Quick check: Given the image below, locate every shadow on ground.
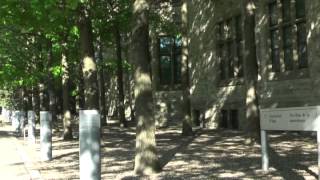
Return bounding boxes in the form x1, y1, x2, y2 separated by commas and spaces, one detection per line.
11, 122, 319, 180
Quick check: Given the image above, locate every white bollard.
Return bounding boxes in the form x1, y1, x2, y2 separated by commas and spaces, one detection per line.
79, 110, 101, 180
19, 111, 26, 134
40, 111, 52, 161
12, 111, 21, 134
28, 111, 36, 144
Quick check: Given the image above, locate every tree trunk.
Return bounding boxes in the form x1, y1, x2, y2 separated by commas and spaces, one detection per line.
47, 41, 58, 130
21, 87, 28, 126
39, 81, 49, 111
78, 4, 101, 179
181, 0, 193, 136
32, 85, 40, 123
243, 0, 260, 144
97, 37, 107, 126
115, 26, 127, 127
61, 40, 73, 140
78, 6, 99, 109
132, 0, 160, 175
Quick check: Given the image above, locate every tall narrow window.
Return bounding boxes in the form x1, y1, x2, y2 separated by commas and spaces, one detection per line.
282, 0, 291, 22
269, 1, 281, 72
269, 1, 278, 26
270, 29, 280, 72
295, 0, 306, 19
268, 0, 308, 72
283, 26, 293, 70
282, 0, 293, 70
227, 42, 234, 78
296, 0, 307, 68
216, 15, 243, 82
235, 15, 243, 77
159, 36, 182, 88
218, 44, 225, 80
297, 23, 307, 68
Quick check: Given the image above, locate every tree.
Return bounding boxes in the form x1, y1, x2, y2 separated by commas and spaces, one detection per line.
61, 37, 73, 140
78, 3, 99, 110
181, 0, 193, 136
115, 26, 127, 127
97, 0, 132, 127
243, 0, 260, 143
131, 0, 161, 175
96, 36, 107, 126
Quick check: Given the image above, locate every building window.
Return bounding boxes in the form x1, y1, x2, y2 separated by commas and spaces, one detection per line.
216, 15, 243, 81
220, 109, 239, 130
268, 0, 307, 72
159, 36, 182, 87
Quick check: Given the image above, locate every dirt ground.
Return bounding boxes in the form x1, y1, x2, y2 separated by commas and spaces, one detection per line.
7, 122, 320, 180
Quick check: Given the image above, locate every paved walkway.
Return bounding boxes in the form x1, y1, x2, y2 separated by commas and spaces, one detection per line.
0, 118, 319, 179
0, 123, 42, 180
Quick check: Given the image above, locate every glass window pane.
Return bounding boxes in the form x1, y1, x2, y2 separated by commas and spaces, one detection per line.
298, 44, 307, 68
219, 44, 226, 80
297, 23, 308, 68
269, 2, 278, 26
235, 16, 242, 40
282, 0, 291, 22
283, 26, 293, 47
159, 37, 173, 54
225, 19, 232, 39
297, 23, 307, 44
174, 37, 182, 55
283, 26, 293, 71
174, 54, 182, 84
227, 42, 234, 78
296, 0, 306, 18
160, 56, 172, 85
271, 48, 281, 72
270, 29, 279, 49
270, 29, 280, 72
175, 36, 182, 48
284, 47, 293, 70
216, 22, 223, 40
236, 43, 243, 77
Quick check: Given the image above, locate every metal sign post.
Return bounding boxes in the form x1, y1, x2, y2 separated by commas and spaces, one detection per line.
260, 130, 269, 171
318, 131, 320, 180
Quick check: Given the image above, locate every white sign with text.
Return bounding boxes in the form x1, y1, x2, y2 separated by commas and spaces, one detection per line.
260, 106, 320, 131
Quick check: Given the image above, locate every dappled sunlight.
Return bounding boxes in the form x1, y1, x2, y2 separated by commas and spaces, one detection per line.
1, 123, 318, 179
133, 0, 149, 13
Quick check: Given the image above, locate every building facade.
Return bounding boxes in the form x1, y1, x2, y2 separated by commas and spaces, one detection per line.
151, 0, 320, 130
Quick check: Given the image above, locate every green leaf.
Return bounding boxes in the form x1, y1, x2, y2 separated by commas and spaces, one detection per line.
67, 0, 79, 10
50, 65, 63, 78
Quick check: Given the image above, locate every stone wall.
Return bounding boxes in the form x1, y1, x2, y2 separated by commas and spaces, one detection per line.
187, 0, 246, 129
255, 0, 320, 109
180, 0, 320, 131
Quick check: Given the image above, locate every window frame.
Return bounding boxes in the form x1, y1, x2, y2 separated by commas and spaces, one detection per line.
267, 0, 308, 79
216, 14, 244, 86
158, 35, 182, 90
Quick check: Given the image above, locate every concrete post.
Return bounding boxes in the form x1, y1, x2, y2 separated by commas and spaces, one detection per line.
12, 111, 21, 134
79, 110, 101, 180
28, 111, 36, 144
19, 111, 26, 134
40, 111, 52, 161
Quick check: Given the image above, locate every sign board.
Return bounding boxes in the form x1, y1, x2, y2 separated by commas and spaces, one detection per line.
260, 106, 320, 131
260, 106, 320, 178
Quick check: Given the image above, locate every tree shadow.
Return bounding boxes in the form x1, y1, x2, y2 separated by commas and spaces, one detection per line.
158, 128, 203, 169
